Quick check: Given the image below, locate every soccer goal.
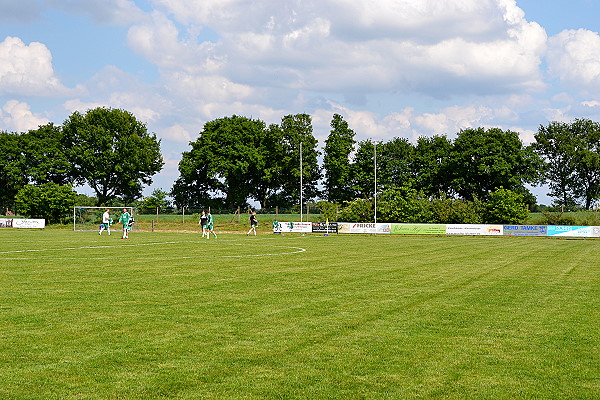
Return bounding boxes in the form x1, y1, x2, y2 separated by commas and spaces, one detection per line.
73, 206, 136, 231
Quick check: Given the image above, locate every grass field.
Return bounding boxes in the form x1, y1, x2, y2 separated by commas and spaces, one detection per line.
1, 230, 598, 399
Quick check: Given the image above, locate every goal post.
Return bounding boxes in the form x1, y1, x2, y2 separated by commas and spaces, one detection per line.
73, 206, 136, 231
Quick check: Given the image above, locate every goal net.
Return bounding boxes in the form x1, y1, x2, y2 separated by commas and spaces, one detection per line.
73, 206, 136, 231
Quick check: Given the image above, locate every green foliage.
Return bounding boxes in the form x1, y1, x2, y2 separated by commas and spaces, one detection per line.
138, 189, 171, 213
534, 118, 600, 209
0, 131, 27, 212
338, 198, 373, 222
377, 187, 432, 223
377, 138, 414, 190
483, 187, 529, 224
62, 107, 164, 205
539, 211, 577, 226
279, 114, 322, 203
412, 135, 453, 197
15, 183, 76, 224
429, 195, 483, 224
316, 200, 339, 222
22, 123, 72, 185
450, 127, 542, 200
323, 114, 355, 203
350, 140, 375, 198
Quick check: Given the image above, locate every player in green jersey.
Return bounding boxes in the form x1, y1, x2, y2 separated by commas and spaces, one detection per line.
205, 211, 217, 239
119, 208, 131, 239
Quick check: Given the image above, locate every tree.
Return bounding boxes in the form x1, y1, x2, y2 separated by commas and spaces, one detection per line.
172, 115, 266, 209
62, 107, 164, 206
252, 123, 286, 208
0, 131, 27, 213
22, 123, 72, 185
323, 114, 356, 203
15, 183, 76, 224
377, 186, 432, 223
412, 135, 454, 197
534, 119, 600, 210
351, 140, 375, 198
483, 187, 529, 224
279, 114, 321, 204
449, 127, 542, 201
139, 189, 171, 214
377, 138, 414, 190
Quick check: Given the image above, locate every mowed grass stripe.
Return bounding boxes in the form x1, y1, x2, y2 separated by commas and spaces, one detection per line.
0, 230, 598, 399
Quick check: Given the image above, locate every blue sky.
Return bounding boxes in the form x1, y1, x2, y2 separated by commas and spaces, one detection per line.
2, 0, 600, 205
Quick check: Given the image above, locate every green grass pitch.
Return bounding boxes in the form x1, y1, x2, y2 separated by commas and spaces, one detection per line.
1, 230, 598, 399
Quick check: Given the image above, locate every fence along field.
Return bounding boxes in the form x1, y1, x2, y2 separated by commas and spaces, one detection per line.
0, 229, 598, 399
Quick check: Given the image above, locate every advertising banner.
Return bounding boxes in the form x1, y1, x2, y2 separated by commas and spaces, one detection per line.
391, 223, 446, 235
446, 224, 503, 236
275, 221, 312, 233
503, 225, 547, 236
12, 219, 46, 229
338, 223, 391, 234
311, 222, 338, 234
0, 218, 12, 228
547, 225, 600, 237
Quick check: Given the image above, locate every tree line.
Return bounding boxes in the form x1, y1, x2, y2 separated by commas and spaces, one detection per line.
2, 106, 600, 223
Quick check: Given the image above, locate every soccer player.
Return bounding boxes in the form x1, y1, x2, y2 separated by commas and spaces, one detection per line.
247, 211, 258, 236
99, 208, 111, 235
119, 208, 131, 239
199, 210, 208, 238
206, 211, 217, 239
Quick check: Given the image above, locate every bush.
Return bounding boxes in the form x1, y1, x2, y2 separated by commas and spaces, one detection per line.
540, 211, 577, 226
15, 183, 76, 224
338, 198, 373, 222
377, 187, 432, 223
429, 195, 482, 224
483, 188, 529, 224
316, 201, 339, 222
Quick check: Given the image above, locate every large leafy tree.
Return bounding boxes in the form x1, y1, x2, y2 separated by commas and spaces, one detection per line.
449, 127, 542, 201
279, 114, 321, 204
351, 139, 375, 198
534, 119, 600, 209
22, 123, 72, 185
377, 137, 414, 190
0, 131, 27, 212
323, 114, 355, 203
62, 107, 164, 206
412, 135, 454, 197
173, 115, 266, 209
253, 123, 286, 208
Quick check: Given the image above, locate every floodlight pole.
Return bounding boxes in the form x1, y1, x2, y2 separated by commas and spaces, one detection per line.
300, 142, 303, 222
374, 140, 377, 225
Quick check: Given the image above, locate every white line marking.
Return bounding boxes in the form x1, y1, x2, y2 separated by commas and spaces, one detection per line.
0, 240, 307, 259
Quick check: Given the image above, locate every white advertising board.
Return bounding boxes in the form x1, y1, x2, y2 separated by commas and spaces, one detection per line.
12, 219, 46, 229
338, 223, 391, 234
277, 221, 312, 233
446, 224, 503, 236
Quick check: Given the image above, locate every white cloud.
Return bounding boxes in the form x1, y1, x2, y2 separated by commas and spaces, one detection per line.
127, 0, 546, 101
547, 28, 600, 93
1, 100, 49, 131
0, 36, 68, 96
